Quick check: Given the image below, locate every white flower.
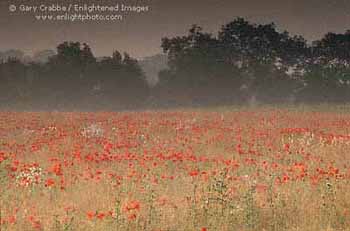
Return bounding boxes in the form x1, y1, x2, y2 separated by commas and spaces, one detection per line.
81, 123, 104, 138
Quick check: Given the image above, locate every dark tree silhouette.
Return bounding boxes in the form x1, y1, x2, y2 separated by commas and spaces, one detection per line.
218, 18, 308, 103
1, 18, 350, 110
159, 18, 309, 105
160, 24, 243, 106
299, 31, 350, 103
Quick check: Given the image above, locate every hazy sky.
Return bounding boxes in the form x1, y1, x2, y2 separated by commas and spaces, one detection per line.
1, 0, 350, 58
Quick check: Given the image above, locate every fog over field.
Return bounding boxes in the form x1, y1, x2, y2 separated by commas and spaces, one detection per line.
1, 21, 350, 111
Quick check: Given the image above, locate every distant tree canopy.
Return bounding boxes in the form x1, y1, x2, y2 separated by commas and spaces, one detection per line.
298, 32, 350, 102
158, 17, 350, 104
313, 31, 350, 61
158, 18, 309, 104
0, 17, 350, 110
0, 42, 148, 110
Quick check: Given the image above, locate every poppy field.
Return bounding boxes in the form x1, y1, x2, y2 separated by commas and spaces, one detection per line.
1, 106, 350, 230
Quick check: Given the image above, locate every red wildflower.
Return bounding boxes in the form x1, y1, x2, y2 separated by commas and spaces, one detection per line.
50, 163, 63, 176
0, 152, 7, 163
128, 213, 137, 221
45, 178, 55, 187
86, 211, 95, 220
96, 212, 105, 220
283, 143, 290, 152
7, 215, 16, 225
28, 216, 41, 230
123, 200, 141, 212
282, 174, 290, 183
189, 170, 199, 177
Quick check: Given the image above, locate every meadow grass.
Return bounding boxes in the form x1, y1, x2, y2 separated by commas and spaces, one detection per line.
1, 105, 350, 230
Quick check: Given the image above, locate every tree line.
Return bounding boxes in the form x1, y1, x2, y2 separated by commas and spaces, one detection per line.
0, 42, 148, 110
1, 17, 350, 110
